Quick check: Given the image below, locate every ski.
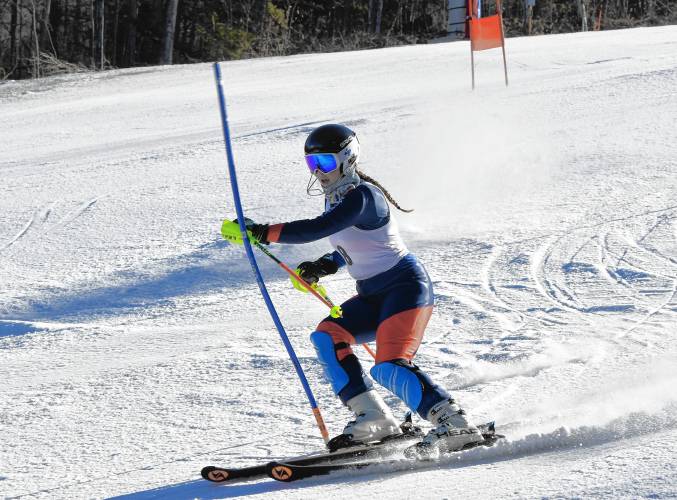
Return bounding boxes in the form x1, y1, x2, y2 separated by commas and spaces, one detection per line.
200, 420, 423, 484
266, 424, 503, 483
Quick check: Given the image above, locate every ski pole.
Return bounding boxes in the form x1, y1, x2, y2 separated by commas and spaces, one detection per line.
222, 220, 341, 315
293, 279, 375, 358
254, 240, 344, 319
221, 219, 377, 359
214, 62, 330, 444
253, 240, 378, 359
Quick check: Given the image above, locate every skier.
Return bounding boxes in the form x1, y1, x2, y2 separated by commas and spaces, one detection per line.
243, 124, 484, 457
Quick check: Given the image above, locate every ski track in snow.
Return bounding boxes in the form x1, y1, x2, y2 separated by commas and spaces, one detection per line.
1, 26, 677, 500
0, 197, 103, 251
102, 407, 677, 500
1, 215, 35, 251
53, 197, 101, 229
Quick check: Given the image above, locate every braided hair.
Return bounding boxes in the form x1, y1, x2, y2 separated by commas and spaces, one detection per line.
356, 169, 413, 213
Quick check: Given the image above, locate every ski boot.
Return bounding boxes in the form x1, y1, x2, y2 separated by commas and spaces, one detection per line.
405, 398, 484, 460
327, 390, 402, 452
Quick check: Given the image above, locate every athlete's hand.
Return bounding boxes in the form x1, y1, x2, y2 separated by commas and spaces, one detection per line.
231, 218, 270, 245
247, 223, 269, 245
296, 255, 339, 284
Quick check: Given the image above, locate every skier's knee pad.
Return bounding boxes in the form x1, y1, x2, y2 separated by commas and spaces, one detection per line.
370, 360, 450, 418
311, 332, 349, 395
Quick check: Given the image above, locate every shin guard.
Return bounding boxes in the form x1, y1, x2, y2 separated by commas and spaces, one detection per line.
310, 331, 372, 404
370, 360, 450, 418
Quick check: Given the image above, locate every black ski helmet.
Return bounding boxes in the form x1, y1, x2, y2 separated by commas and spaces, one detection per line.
305, 124, 356, 154
304, 124, 360, 174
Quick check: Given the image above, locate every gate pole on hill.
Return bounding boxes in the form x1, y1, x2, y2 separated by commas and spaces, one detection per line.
468, 0, 509, 89
213, 62, 330, 445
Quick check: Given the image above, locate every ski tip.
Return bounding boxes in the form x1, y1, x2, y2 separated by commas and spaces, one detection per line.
201, 466, 230, 482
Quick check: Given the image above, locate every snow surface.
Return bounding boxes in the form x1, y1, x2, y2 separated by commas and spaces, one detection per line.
1, 26, 676, 499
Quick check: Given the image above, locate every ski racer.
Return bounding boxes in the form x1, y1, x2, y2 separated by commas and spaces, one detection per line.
243, 124, 484, 457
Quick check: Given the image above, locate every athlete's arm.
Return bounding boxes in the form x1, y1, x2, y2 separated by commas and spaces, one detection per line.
268, 186, 376, 244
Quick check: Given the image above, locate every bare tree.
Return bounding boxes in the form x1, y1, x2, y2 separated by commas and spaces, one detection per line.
162, 0, 180, 64
10, 0, 20, 75
577, 0, 589, 30
93, 0, 104, 69
524, 0, 535, 34
39, 0, 55, 55
374, 0, 383, 34
113, 0, 121, 65
126, 0, 137, 66
30, 0, 40, 76
73, 0, 84, 66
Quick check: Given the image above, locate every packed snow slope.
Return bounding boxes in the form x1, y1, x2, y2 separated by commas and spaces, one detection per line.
1, 26, 676, 500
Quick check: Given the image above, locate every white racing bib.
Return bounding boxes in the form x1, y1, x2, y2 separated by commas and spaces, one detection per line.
328, 209, 408, 281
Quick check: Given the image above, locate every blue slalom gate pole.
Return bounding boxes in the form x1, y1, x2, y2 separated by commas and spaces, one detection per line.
213, 62, 330, 444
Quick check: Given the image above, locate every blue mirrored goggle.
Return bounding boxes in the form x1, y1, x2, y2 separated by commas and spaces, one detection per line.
305, 153, 339, 174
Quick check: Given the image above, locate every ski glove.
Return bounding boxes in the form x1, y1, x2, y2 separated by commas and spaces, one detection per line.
231, 218, 270, 245
247, 223, 270, 245
296, 254, 339, 285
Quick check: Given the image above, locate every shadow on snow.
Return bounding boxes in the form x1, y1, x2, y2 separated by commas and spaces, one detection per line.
109, 479, 306, 499
111, 405, 677, 499
0, 239, 311, 336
